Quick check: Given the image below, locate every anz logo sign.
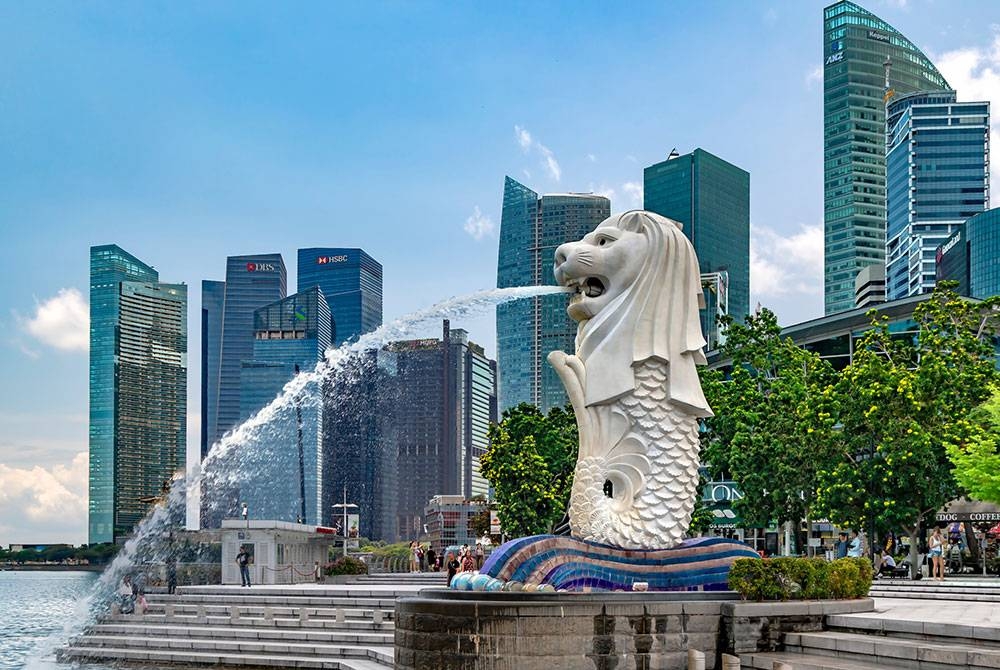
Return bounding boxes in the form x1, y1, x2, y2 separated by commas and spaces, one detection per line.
825, 52, 844, 66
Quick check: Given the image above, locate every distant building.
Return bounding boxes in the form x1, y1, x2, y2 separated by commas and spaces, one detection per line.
200, 280, 225, 459
236, 287, 332, 525
297, 248, 383, 345
644, 148, 750, 328
855, 265, 886, 308
210, 254, 286, 445
822, 0, 951, 315
387, 320, 498, 540
701, 271, 729, 351
885, 90, 989, 300
496, 177, 610, 412
89, 245, 187, 544
937, 208, 1000, 299
423, 495, 487, 553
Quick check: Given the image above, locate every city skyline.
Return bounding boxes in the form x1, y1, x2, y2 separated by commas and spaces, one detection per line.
2, 1, 998, 545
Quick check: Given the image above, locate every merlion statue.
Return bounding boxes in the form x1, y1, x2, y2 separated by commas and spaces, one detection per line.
548, 210, 712, 549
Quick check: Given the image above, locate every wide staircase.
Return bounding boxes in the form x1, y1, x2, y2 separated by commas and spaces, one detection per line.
61, 572, 444, 669
741, 580, 1000, 669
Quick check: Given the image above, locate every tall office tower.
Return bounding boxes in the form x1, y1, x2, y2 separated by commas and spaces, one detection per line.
644, 149, 751, 331
297, 248, 383, 346
322, 350, 397, 540
496, 177, 610, 412
885, 91, 990, 300
89, 245, 187, 544
937, 208, 1000, 300
822, 0, 950, 314
235, 287, 332, 524
200, 280, 225, 459
211, 254, 286, 444
387, 320, 498, 540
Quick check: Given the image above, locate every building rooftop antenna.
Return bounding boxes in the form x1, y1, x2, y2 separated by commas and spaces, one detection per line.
667, 147, 680, 160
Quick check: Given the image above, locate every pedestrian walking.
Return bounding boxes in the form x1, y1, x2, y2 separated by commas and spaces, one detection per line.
409, 541, 420, 573
834, 531, 849, 559
847, 531, 862, 558
929, 527, 946, 581
475, 543, 485, 570
236, 546, 252, 587
446, 552, 460, 586
166, 555, 177, 595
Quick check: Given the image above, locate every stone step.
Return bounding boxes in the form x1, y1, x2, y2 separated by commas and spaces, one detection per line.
89, 622, 393, 641
870, 588, 1000, 603
741, 651, 898, 670
71, 633, 394, 656
151, 593, 401, 607
827, 613, 1000, 646
175, 585, 421, 598
784, 630, 1000, 668
60, 645, 393, 668
142, 602, 394, 619
104, 613, 393, 630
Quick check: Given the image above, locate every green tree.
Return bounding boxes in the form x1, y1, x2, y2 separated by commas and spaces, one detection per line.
700, 309, 838, 552
480, 403, 578, 538
946, 387, 1000, 504
815, 284, 1000, 576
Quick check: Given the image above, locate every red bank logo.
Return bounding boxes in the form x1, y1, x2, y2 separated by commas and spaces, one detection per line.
317, 255, 348, 264
246, 262, 276, 272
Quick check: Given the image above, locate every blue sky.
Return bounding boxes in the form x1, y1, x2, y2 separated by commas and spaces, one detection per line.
2, 1, 998, 545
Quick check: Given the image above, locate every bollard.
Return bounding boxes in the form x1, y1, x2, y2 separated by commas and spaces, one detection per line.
335, 608, 346, 623
164, 603, 175, 619
687, 648, 706, 670
721, 654, 741, 670
230, 604, 241, 624
263, 608, 274, 625
773, 663, 793, 670
299, 607, 310, 623
372, 609, 383, 625
196, 604, 207, 624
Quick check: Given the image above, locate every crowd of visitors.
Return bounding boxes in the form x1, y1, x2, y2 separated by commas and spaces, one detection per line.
408, 540, 487, 584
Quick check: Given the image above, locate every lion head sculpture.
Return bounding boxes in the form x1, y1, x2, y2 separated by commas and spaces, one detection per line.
553, 210, 711, 416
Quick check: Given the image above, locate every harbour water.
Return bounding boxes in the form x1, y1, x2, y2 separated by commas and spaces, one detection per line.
0, 571, 112, 670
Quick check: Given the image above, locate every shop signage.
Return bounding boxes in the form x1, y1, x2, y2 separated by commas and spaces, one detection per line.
939, 234, 961, 257
702, 481, 744, 503
936, 512, 1000, 522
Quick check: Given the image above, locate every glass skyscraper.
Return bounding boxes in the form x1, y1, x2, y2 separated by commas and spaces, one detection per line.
644, 149, 750, 331
89, 245, 186, 544
937, 208, 1000, 300
236, 287, 331, 524
496, 177, 610, 412
823, 0, 950, 314
200, 280, 225, 458
297, 248, 382, 346
211, 254, 286, 445
885, 91, 990, 300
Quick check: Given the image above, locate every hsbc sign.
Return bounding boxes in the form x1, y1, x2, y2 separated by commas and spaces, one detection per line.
246, 262, 276, 272
316, 255, 349, 265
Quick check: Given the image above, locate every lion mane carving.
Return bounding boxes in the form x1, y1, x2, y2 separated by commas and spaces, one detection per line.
549, 210, 713, 549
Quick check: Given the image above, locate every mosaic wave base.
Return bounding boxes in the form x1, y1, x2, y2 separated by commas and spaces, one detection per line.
451, 535, 759, 592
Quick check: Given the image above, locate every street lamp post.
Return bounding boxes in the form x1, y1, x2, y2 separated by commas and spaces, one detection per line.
331, 487, 358, 558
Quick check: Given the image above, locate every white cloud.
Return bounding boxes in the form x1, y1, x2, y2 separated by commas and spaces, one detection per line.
463, 206, 496, 240
589, 184, 616, 202
513, 125, 561, 181
16, 288, 89, 353
750, 223, 824, 299
934, 31, 1000, 201
586, 153, 597, 163
0, 451, 88, 546
805, 65, 823, 89
625, 155, 638, 163
622, 182, 643, 209
762, 7, 778, 26
884, 0, 909, 9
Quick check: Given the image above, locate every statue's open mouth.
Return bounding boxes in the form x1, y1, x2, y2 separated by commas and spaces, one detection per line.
565, 277, 606, 298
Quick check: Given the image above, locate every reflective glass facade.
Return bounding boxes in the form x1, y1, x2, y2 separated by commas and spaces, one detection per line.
114, 281, 187, 540
297, 248, 382, 345
885, 91, 989, 300
200, 280, 225, 458
941, 208, 1000, 300
644, 149, 750, 328
496, 177, 610, 412
237, 287, 331, 524
89, 245, 159, 544
213, 254, 286, 444
823, 1, 950, 314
